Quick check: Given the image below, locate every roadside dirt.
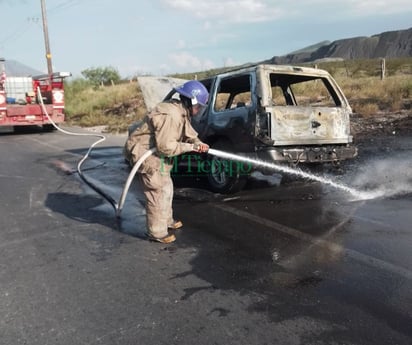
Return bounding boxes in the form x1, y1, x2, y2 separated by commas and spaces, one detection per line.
351, 111, 412, 140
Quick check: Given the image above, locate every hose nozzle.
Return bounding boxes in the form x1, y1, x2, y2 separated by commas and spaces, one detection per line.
193, 143, 209, 153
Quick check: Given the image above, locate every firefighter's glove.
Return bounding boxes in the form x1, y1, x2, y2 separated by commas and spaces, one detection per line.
193, 143, 209, 153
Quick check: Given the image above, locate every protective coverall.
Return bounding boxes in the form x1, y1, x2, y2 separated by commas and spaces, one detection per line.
123, 99, 203, 239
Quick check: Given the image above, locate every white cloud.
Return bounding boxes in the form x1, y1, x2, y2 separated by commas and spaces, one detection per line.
282, 0, 412, 16
173, 32, 238, 51
203, 21, 211, 30
162, 0, 285, 23
223, 57, 237, 67
162, 0, 412, 23
176, 39, 186, 49
168, 51, 215, 71
119, 64, 152, 77
345, 0, 412, 15
159, 63, 170, 75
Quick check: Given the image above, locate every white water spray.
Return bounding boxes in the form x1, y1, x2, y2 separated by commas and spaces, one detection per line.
351, 155, 412, 199
208, 148, 383, 200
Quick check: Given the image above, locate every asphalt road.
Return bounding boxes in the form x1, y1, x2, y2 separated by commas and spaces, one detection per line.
1, 125, 412, 345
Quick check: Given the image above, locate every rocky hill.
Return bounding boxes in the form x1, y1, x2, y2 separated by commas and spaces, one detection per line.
268, 27, 412, 64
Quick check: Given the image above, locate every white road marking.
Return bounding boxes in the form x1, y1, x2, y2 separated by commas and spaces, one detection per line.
25, 135, 80, 155
0, 174, 47, 180
215, 203, 412, 280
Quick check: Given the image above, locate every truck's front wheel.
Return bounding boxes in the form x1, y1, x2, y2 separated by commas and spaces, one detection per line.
206, 140, 248, 194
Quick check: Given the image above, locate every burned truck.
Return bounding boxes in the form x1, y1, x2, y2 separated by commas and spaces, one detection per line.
135, 63, 357, 193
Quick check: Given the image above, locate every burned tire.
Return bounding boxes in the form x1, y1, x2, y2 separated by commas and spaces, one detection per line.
206, 140, 249, 194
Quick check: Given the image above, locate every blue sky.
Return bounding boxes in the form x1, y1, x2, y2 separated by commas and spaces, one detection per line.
1, 0, 411, 78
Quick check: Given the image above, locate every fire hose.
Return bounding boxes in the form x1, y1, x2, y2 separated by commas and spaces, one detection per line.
37, 87, 156, 217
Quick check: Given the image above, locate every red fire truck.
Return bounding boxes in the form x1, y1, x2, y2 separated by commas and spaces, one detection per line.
0, 58, 71, 131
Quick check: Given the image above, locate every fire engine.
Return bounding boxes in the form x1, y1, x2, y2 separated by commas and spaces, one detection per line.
0, 57, 71, 130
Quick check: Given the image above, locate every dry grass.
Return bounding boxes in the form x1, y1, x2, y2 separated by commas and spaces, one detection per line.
337, 74, 412, 115
65, 81, 147, 133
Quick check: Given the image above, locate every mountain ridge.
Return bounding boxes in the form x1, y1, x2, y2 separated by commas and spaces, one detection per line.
267, 27, 412, 64
2, 59, 43, 77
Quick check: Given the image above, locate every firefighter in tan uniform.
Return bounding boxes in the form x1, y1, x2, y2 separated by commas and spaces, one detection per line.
124, 80, 209, 243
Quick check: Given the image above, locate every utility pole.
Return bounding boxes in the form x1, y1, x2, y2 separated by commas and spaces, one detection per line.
40, 0, 53, 76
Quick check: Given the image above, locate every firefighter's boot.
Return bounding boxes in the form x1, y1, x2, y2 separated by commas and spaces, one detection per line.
168, 220, 183, 230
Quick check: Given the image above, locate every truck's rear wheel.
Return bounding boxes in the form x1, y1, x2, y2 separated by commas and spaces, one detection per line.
43, 124, 56, 131
206, 140, 248, 194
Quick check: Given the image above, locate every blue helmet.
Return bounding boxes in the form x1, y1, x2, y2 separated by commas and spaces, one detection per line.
174, 80, 209, 106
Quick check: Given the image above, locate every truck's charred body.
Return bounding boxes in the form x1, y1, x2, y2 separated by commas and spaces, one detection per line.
133, 64, 358, 193
0, 58, 70, 130
254, 65, 357, 164
164, 64, 357, 192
